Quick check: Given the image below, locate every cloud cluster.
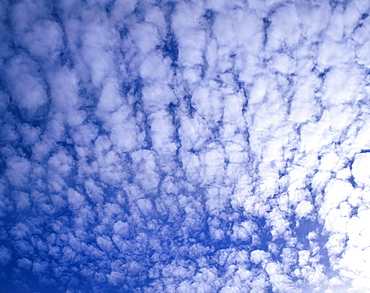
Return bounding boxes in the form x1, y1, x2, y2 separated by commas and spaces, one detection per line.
1, 0, 370, 292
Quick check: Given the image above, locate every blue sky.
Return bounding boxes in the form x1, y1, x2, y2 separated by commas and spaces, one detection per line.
1, 0, 370, 292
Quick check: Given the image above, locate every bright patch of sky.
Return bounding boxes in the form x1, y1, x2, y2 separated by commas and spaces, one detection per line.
1, 0, 370, 292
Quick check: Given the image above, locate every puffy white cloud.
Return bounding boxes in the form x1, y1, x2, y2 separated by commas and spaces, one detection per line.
67, 188, 86, 210
295, 201, 314, 219
266, 4, 301, 51
24, 20, 63, 60
6, 156, 31, 188
352, 153, 370, 187
0, 246, 12, 265
5, 55, 47, 117
13, 192, 30, 211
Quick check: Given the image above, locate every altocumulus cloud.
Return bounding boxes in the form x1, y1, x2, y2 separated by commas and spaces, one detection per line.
1, 0, 370, 292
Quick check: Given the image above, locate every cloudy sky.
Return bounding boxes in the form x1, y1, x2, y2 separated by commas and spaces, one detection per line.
1, 0, 370, 292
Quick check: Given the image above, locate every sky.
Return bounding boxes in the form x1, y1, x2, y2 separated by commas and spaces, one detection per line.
1, 0, 370, 292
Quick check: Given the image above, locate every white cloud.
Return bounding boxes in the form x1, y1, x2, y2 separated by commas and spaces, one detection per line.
232, 221, 257, 242
266, 4, 300, 51
5, 55, 47, 116
67, 188, 86, 210
352, 153, 370, 187
250, 250, 270, 265
2, 0, 370, 292
24, 20, 63, 60
17, 257, 32, 269
265, 262, 297, 293
6, 156, 31, 188
113, 220, 129, 237
0, 246, 12, 265
296, 201, 314, 219
49, 66, 85, 126
13, 192, 30, 211
96, 235, 114, 252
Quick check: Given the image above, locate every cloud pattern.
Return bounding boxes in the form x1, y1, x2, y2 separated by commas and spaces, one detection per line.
1, 0, 370, 292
